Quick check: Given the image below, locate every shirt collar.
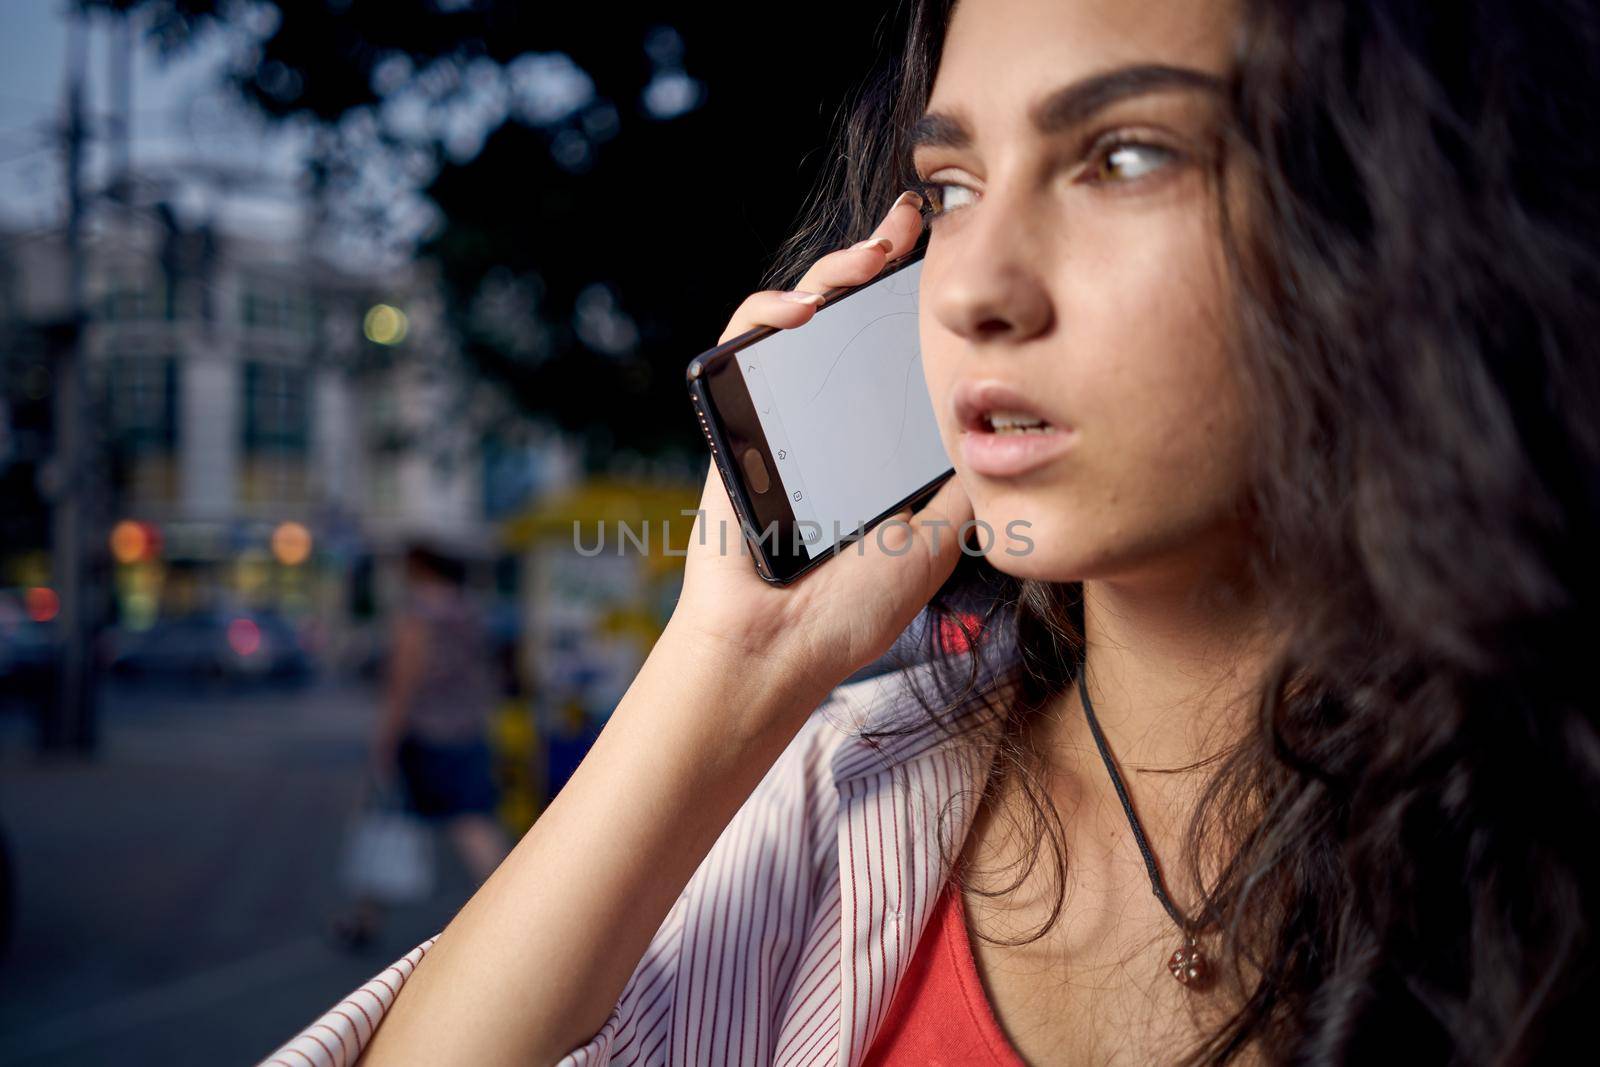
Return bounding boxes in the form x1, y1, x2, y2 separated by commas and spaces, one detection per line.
825, 655, 1017, 789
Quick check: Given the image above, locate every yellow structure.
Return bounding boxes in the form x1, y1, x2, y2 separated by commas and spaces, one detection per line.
494, 477, 700, 830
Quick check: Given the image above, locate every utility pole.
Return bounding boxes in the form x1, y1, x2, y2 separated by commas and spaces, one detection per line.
110, 6, 134, 206
45, 7, 96, 752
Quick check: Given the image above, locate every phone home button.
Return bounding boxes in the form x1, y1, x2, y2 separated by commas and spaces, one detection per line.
742, 448, 772, 494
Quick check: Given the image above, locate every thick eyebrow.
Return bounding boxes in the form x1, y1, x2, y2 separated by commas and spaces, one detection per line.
910, 63, 1225, 151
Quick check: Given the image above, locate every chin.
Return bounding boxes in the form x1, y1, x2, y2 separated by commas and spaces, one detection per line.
964, 500, 1086, 583
976, 542, 1083, 583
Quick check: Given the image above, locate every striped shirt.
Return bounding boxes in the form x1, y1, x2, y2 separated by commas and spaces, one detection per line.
262, 663, 1010, 1067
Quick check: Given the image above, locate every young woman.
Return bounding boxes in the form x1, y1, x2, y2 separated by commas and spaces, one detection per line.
266, 0, 1600, 1063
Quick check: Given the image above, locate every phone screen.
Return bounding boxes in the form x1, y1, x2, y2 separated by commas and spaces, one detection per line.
731, 259, 952, 559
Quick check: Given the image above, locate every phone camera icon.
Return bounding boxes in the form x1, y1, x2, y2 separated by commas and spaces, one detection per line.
792, 490, 803, 502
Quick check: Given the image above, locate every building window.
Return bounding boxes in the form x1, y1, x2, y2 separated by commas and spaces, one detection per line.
240, 278, 312, 335
107, 355, 178, 451
242, 360, 308, 453
0, 263, 15, 322
103, 274, 172, 322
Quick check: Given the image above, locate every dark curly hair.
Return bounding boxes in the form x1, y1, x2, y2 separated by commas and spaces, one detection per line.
767, 1, 1600, 1062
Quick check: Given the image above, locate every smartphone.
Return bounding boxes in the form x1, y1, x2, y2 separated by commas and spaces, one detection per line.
686, 250, 954, 585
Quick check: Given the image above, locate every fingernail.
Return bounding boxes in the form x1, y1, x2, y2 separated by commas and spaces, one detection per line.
780, 290, 825, 305
890, 189, 924, 212
850, 237, 894, 254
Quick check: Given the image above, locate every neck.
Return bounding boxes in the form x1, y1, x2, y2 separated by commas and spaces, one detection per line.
1036, 544, 1277, 777
962, 535, 1278, 943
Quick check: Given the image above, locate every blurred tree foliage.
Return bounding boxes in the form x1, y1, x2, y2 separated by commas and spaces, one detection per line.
93, 0, 905, 457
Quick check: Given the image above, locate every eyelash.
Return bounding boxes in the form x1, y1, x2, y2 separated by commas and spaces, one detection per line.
913, 132, 1182, 221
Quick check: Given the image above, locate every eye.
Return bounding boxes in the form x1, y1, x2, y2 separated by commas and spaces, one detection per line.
915, 179, 979, 220
1081, 139, 1178, 185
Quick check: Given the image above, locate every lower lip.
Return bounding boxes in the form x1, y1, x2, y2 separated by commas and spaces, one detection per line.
959, 427, 1076, 477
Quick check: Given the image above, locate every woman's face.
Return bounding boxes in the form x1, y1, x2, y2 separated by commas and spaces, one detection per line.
917, 0, 1252, 584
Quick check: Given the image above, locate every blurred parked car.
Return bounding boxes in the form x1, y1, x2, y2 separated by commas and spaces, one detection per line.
108, 609, 313, 684
0, 588, 61, 712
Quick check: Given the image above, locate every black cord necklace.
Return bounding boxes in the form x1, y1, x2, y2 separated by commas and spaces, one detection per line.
1076, 667, 1216, 989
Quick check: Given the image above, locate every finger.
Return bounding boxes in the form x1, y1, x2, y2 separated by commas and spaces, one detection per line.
718, 289, 827, 344
912, 471, 975, 534
718, 189, 927, 344
795, 189, 926, 295
834, 473, 974, 596
907, 473, 976, 582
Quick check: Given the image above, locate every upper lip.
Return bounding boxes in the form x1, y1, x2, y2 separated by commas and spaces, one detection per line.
952, 379, 1070, 433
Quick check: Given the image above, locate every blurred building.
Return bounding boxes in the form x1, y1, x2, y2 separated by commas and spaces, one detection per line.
0, 251, 56, 582
0, 206, 538, 674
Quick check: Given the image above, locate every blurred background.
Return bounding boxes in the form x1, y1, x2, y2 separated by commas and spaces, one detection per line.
0, 1, 896, 1062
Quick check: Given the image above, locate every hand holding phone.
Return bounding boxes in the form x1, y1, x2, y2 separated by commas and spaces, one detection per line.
664, 192, 972, 705
690, 248, 953, 584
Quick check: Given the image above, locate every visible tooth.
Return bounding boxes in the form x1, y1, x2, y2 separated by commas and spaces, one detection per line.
987, 410, 1048, 431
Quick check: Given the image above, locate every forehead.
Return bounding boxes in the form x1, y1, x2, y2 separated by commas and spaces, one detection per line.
929, 0, 1237, 117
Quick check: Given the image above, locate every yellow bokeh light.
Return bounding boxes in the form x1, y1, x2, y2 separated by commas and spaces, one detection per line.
109, 520, 149, 565
363, 304, 409, 345
271, 521, 314, 566
236, 550, 269, 594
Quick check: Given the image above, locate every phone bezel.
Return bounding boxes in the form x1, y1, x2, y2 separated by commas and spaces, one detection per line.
685, 250, 953, 586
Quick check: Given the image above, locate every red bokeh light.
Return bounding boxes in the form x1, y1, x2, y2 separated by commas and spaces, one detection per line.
226, 617, 262, 657
26, 586, 60, 623
110, 520, 158, 564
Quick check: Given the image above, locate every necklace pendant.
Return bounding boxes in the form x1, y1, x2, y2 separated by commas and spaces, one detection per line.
1167, 940, 1211, 989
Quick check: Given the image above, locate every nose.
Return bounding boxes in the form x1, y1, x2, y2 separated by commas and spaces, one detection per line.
925, 192, 1054, 345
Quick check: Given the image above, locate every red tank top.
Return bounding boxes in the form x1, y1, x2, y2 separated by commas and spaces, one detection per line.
861, 875, 1027, 1067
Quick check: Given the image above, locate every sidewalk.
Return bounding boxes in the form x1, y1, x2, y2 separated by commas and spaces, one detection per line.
0, 679, 477, 1067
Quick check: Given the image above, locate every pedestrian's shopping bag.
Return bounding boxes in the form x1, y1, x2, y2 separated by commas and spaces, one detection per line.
340, 782, 435, 904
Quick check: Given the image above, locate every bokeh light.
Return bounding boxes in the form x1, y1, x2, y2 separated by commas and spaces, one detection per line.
271, 521, 314, 566
109, 520, 154, 564
26, 585, 59, 623
226, 617, 262, 657
363, 303, 409, 345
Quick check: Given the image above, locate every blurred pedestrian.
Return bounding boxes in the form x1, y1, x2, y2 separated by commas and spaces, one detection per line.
334, 544, 510, 949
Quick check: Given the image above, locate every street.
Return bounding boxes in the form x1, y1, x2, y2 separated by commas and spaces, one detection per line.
0, 679, 477, 1066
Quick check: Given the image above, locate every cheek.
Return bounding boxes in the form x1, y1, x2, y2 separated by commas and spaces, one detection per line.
917, 266, 962, 450
1005, 216, 1251, 577
1065, 211, 1246, 483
